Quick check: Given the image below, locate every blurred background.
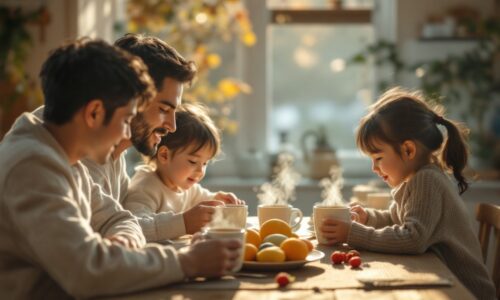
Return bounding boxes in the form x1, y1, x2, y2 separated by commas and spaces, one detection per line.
1, 0, 499, 213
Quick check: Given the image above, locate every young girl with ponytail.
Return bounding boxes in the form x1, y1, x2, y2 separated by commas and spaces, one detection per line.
320, 88, 496, 299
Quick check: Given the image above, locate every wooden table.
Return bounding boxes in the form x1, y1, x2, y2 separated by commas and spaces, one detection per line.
103, 217, 475, 300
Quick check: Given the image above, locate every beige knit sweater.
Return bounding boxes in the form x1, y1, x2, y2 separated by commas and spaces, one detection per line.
123, 165, 215, 241
0, 112, 185, 299
348, 164, 496, 299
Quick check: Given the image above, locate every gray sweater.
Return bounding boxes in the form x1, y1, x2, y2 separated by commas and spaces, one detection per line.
0, 112, 185, 298
348, 164, 496, 299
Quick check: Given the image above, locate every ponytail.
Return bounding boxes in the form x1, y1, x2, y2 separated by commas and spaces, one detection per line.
436, 116, 469, 194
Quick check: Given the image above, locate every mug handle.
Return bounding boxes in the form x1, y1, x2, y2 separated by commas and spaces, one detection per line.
289, 208, 303, 231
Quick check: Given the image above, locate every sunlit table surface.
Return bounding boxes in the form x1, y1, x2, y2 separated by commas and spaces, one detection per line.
102, 217, 475, 300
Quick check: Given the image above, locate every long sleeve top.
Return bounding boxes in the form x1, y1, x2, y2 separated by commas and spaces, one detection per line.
347, 164, 496, 299
82, 154, 130, 204
123, 165, 215, 242
0, 112, 186, 299
32, 105, 130, 204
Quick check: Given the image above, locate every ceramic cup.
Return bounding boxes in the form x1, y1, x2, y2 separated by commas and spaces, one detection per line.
366, 192, 392, 209
257, 204, 303, 230
351, 184, 380, 205
313, 204, 351, 245
202, 227, 245, 273
214, 204, 248, 229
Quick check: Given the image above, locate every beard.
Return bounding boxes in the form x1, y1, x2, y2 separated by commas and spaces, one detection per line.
130, 112, 166, 157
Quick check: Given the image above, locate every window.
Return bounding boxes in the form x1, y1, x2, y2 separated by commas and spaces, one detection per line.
227, 0, 375, 178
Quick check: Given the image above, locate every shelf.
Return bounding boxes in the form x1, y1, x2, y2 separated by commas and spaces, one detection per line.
270, 9, 371, 24
418, 37, 485, 42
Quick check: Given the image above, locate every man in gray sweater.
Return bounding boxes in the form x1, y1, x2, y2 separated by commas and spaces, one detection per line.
0, 38, 241, 299
81, 33, 220, 239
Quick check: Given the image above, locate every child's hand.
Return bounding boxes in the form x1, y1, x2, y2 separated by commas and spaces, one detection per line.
105, 235, 140, 249
350, 205, 368, 225
320, 218, 351, 246
183, 200, 224, 234
214, 191, 245, 205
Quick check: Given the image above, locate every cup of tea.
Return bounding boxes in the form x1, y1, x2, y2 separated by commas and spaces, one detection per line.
214, 204, 248, 229
257, 204, 303, 230
366, 192, 392, 209
313, 204, 351, 245
202, 227, 245, 273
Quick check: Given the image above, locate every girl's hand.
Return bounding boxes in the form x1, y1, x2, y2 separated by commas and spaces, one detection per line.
320, 218, 351, 246
350, 205, 368, 225
214, 191, 245, 205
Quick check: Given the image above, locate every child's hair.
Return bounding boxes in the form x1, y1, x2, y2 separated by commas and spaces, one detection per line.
356, 87, 470, 194
154, 102, 221, 160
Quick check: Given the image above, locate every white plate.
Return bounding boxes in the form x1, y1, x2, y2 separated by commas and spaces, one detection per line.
242, 250, 325, 271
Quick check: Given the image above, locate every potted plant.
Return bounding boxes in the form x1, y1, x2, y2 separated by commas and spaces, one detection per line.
348, 17, 500, 169
0, 6, 46, 139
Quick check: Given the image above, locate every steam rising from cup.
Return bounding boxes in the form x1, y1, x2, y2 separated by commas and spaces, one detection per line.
319, 166, 346, 206
207, 205, 248, 229
257, 153, 301, 205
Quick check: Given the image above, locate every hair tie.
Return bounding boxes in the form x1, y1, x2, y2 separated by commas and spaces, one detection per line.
434, 115, 445, 124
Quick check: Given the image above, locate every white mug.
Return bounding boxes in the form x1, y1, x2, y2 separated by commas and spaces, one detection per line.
366, 192, 392, 209
258, 204, 303, 230
313, 204, 351, 245
214, 204, 248, 229
202, 227, 245, 273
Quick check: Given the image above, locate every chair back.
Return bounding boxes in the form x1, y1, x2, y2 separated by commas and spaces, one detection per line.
475, 203, 500, 298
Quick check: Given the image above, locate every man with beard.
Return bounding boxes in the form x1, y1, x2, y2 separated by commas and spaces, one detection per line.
81, 34, 224, 239
0, 38, 241, 299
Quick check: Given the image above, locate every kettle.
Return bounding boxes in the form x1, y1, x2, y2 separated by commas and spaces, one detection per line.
301, 126, 339, 179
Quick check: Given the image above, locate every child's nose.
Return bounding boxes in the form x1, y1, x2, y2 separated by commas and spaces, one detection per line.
196, 165, 206, 175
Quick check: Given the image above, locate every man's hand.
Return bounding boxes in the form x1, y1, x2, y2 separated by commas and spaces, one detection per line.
320, 218, 351, 246
182, 200, 224, 234
214, 191, 245, 205
105, 235, 140, 249
178, 238, 242, 278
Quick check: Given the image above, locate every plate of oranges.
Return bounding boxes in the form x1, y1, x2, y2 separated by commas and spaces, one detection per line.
242, 219, 324, 271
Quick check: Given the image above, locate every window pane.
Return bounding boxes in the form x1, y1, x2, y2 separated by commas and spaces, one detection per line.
268, 25, 374, 152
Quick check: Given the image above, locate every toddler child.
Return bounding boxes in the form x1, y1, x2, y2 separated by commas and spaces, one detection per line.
123, 103, 244, 242
320, 87, 496, 299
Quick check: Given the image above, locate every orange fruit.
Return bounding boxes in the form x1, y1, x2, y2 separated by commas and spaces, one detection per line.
244, 243, 258, 261
300, 238, 314, 252
245, 228, 261, 247
291, 233, 299, 238
259, 219, 292, 240
256, 246, 286, 262
280, 238, 309, 261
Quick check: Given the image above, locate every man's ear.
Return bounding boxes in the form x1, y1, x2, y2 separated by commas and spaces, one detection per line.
156, 145, 170, 163
401, 140, 417, 160
83, 99, 105, 128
